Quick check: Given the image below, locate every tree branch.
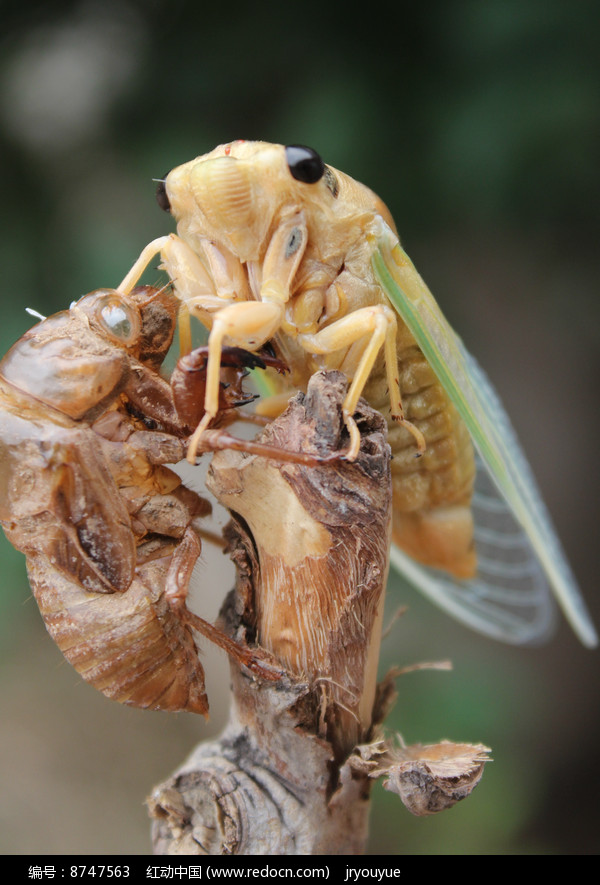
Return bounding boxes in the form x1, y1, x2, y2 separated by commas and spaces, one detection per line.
148, 371, 490, 855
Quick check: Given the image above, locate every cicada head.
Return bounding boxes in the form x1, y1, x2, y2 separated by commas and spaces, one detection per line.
160, 141, 398, 270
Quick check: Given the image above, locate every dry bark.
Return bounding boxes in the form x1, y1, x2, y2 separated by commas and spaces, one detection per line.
148, 371, 490, 855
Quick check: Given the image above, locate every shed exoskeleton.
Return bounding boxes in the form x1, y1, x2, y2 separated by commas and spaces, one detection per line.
0, 284, 280, 715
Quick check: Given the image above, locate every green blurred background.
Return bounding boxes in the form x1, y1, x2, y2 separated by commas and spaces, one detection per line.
1, 0, 599, 855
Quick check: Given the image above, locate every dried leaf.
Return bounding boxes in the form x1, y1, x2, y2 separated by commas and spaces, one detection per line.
349, 738, 491, 816
385, 741, 491, 815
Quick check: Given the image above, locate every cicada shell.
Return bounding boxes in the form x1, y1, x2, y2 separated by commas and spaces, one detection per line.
0, 285, 278, 715
115, 141, 596, 648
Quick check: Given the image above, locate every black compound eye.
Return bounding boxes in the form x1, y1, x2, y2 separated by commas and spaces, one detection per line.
285, 145, 325, 184
156, 176, 171, 213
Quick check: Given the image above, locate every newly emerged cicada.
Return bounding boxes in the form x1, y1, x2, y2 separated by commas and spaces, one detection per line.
0, 283, 280, 715
116, 140, 596, 648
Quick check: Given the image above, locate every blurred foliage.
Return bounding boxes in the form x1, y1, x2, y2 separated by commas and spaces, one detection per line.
0, 0, 599, 856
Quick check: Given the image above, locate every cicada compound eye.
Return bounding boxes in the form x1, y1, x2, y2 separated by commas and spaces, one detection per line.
285, 145, 325, 184
94, 291, 141, 347
156, 176, 172, 213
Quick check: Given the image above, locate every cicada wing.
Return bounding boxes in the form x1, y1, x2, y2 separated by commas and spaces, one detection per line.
373, 223, 597, 647
390, 454, 556, 644
250, 366, 284, 399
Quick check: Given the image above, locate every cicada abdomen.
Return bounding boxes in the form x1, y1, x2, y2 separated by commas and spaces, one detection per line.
26, 531, 210, 714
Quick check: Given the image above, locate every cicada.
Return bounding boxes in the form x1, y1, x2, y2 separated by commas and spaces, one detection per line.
0, 283, 279, 714
116, 141, 597, 648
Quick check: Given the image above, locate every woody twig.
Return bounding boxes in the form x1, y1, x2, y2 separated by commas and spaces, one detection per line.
148, 371, 490, 855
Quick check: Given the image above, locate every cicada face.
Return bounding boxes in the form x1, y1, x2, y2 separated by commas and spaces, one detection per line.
163, 141, 285, 262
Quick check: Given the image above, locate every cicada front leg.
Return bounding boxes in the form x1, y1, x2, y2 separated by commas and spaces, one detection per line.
182, 212, 309, 458
118, 234, 231, 356
118, 234, 279, 425
183, 300, 286, 459
164, 527, 282, 682
118, 230, 337, 466
142, 526, 282, 683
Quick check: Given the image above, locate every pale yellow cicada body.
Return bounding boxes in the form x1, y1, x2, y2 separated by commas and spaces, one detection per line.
118, 140, 597, 648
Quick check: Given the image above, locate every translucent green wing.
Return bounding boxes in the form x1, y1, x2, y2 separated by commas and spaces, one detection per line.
372, 223, 597, 647
250, 365, 284, 399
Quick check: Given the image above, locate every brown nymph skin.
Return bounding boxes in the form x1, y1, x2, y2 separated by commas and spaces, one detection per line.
0, 285, 277, 715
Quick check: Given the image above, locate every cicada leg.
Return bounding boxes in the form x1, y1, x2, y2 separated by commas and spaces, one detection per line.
194, 428, 339, 466
117, 235, 296, 461
117, 234, 226, 357
298, 304, 426, 460
118, 236, 173, 294
170, 343, 339, 467
166, 527, 282, 682
118, 227, 341, 466
185, 213, 308, 459
183, 300, 285, 460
